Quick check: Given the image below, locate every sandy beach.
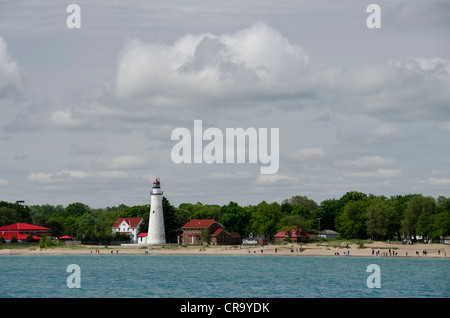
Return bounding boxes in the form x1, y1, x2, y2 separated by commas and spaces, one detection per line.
1, 241, 448, 258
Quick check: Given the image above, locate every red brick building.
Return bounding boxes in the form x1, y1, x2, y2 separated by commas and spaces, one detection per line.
180, 219, 241, 245
274, 228, 311, 243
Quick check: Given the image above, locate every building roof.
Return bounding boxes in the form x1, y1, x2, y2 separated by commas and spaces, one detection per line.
319, 229, 340, 235
0, 223, 50, 232
112, 218, 143, 228
182, 219, 217, 229
0, 232, 41, 240
211, 228, 229, 236
274, 228, 311, 238
57, 235, 73, 240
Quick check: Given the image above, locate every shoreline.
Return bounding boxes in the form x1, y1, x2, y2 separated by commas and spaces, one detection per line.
1, 241, 448, 258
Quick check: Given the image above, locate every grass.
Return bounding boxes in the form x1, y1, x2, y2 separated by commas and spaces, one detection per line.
316, 239, 373, 249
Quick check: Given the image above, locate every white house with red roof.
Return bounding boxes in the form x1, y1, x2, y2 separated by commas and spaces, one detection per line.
111, 217, 143, 244
0, 223, 51, 242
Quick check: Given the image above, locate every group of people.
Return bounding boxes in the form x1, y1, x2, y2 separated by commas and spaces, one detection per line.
372, 248, 397, 256
334, 251, 350, 256
90, 249, 119, 254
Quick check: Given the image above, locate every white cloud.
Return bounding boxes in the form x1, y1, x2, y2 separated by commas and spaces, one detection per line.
48, 110, 82, 128
346, 169, 402, 179
377, 169, 402, 178
114, 22, 312, 105
113, 22, 450, 124
108, 155, 146, 170
369, 124, 402, 140
26, 170, 90, 184
421, 177, 450, 186
97, 170, 128, 179
436, 121, 450, 134
26, 172, 54, 184
431, 169, 448, 176
61, 170, 90, 179
324, 55, 450, 121
205, 171, 251, 180
338, 155, 396, 168
26, 169, 130, 185
0, 36, 22, 98
256, 174, 297, 184
288, 147, 326, 160
0, 178, 9, 186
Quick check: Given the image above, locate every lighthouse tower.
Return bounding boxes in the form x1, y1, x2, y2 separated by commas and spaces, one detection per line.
147, 178, 166, 245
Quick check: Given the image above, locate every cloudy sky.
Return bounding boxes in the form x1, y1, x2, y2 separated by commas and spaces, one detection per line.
0, 0, 449, 208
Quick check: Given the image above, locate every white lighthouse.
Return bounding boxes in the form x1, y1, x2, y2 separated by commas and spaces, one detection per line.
147, 178, 166, 245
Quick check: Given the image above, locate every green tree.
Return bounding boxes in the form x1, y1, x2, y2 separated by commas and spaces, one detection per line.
47, 218, 64, 237
436, 196, 450, 214
29, 204, 62, 223
251, 201, 281, 239
200, 228, 212, 244
162, 197, 181, 243
314, 199, 341, 231
336, 200, 368, 239
25, 233, 34, 243
366, 197, 397, 240
282, 195, 318, 211
76, 212, 96, 236
339, 191, 368, 206
402, 195, 435, 240
120, 205, 149, 218
0, 206, 20, 226
431, 211, 450, 241
219, 202, 251, 236
278, 214, 311, 233
417, 213, 433, 239
65, 202, 92, 217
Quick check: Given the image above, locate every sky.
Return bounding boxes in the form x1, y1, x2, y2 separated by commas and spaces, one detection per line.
0, 0, 449, 208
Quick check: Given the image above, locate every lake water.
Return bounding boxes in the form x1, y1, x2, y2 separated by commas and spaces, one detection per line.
0, 255, 448, 298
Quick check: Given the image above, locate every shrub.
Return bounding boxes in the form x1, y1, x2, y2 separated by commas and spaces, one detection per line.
10, 235, 18, 244
39, 236, 59, 248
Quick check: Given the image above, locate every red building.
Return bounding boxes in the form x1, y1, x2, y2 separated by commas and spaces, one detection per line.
274, 228, 311, 243
180, 219, 241, 245
0, 223, 51, 242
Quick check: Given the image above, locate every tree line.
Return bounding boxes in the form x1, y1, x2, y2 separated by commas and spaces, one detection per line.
1, 191, 449, 243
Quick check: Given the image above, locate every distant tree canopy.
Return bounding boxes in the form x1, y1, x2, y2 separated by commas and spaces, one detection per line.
1, 192, 449, 243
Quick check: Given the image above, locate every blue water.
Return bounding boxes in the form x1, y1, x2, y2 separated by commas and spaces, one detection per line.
0, 255, 448, 298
